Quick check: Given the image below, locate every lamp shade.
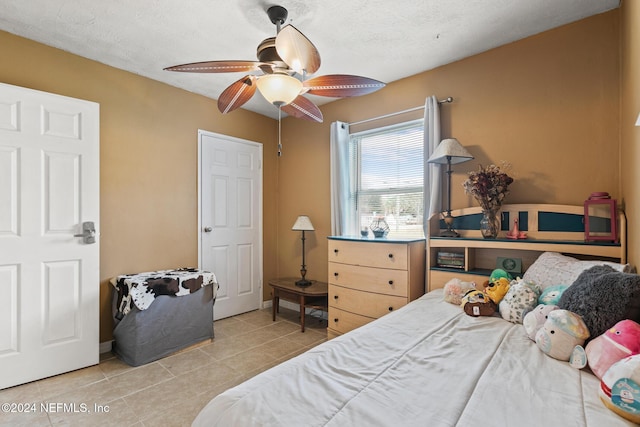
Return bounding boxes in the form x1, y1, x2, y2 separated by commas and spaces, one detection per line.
292, 215, 314, 231
256, 74, 303, 106
427, 138, 474, 165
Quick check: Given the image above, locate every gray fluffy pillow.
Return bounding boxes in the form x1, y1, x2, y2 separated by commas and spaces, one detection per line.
557, 265, 640, 339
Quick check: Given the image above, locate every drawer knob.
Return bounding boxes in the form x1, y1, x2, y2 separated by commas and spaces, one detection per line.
334, 272, 339, 277
388, 280, 394, 285
388, 306, 393, 311
334, 249, 339, 253
388, 253, 394, 259
334, 295, 339, 299
334, 318, 339, 322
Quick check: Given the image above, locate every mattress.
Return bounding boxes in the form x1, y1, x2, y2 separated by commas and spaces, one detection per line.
192, 289, 634, 427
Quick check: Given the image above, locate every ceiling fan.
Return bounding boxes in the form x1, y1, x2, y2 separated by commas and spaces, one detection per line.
164, 5, 386, 123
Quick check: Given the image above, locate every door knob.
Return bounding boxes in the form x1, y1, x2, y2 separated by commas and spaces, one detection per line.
204, 227, 213, 232
74, 221, 96, 244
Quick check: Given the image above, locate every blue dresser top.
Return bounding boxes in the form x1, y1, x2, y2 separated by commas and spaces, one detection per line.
328, 235, 425, 244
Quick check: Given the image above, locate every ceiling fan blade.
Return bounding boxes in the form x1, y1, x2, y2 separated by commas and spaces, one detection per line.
303, 74, 386, 97
217, 75, 257, 114
281, 95, 323, 123
275, 25, 321, 75
164, 60, 266, 73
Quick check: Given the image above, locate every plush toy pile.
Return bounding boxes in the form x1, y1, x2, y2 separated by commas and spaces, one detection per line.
442, 263, 640, 423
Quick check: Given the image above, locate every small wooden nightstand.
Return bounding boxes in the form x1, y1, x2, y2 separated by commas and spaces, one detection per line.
268, 278, 328, 332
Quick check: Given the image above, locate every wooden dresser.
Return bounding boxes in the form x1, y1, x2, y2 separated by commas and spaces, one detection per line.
327, 236, 426, 339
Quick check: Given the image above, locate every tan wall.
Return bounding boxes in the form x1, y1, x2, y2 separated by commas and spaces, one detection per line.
621, 1, 640, 266
0, 8, 629, 344
0, 31, 279, 343
278, 10, 622, 284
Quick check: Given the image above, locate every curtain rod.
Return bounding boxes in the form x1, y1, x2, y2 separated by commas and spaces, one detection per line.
348, 97, 453, 126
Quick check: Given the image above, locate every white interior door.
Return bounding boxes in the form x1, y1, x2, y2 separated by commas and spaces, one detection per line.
199, 130, 262, 320
0, 83, 100, 389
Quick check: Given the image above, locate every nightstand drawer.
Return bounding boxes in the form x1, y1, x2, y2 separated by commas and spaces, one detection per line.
328, 262, 408, 297
328, 239, 408, 270
328, 306, 373, 335
329, 285, 407, 319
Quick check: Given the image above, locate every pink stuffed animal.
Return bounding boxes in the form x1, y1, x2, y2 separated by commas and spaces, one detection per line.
586, 320, 640, 379
523, 304, 559, 341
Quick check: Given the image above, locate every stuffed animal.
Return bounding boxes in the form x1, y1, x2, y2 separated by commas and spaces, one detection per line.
460, 289, 497, 317
535, 309, 590, 361
599, 354, 640, 424
484, 277, 511, 305
585, 320, 640, 379
523, 303, 559, 341
443, 278, 477, 305
489, 268, 512, 284
498, 279, 541, 324
538, 284, 568, 306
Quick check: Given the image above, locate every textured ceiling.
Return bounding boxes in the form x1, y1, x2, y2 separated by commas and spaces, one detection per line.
0, 0, 620, 120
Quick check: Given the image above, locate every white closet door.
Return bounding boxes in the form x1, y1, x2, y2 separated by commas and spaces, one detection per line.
199, 130, 262, 320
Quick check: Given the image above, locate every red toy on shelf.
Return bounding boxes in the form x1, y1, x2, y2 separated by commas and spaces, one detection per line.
506, 218, 527, 239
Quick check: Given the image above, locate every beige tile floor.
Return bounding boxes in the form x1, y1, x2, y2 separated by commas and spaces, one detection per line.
0, 307, 327, 427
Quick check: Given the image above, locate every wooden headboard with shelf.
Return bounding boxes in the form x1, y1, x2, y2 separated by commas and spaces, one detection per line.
427, 204, 627, 291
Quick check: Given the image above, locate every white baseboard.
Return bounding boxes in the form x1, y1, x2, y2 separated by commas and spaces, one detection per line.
99, 340, 113, 354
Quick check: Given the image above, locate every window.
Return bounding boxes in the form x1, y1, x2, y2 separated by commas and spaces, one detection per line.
350, 120, 424, 238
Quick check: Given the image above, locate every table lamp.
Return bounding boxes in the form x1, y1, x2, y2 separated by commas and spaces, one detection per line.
292, 215, 314, 286
427, 138, 474, 237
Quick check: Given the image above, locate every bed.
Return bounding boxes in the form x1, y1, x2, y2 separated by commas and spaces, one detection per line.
193, 251, 639, 426
193, 288, 636, 426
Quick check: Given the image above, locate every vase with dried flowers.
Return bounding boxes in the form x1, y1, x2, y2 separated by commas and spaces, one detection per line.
463, 163, 514, 238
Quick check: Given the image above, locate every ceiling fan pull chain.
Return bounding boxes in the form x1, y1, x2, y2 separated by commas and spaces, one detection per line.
278, 106, 283, 157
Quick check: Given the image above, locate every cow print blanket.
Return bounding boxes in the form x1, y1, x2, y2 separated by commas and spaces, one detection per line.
111, 268, 218, 319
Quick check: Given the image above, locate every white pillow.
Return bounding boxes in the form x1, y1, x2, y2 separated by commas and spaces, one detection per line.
522, 252, 633, 290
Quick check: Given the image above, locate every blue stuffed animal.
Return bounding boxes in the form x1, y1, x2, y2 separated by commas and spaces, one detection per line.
538, 284, 568, 305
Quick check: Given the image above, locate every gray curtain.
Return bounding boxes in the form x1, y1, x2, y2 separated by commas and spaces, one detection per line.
330, 121, 355, 236
423, 96, 442, 238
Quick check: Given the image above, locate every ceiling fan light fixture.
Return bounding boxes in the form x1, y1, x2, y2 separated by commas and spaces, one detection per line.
165, 5, 385, 120
256, 74, 302, 106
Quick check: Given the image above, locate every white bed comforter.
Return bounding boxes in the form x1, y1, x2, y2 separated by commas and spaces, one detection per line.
193, 290, 635, 427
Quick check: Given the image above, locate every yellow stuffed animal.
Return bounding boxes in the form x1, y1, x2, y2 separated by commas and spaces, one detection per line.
484, 277, 510, 305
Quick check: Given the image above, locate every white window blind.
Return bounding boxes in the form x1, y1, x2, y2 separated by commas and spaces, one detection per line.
350, 120, 424, 238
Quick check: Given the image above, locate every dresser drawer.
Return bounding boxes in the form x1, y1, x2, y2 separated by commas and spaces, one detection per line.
328, 306, 373, 335
328, 239, 408, 270
329, 285, 407, 318
328, 262, 408, 297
